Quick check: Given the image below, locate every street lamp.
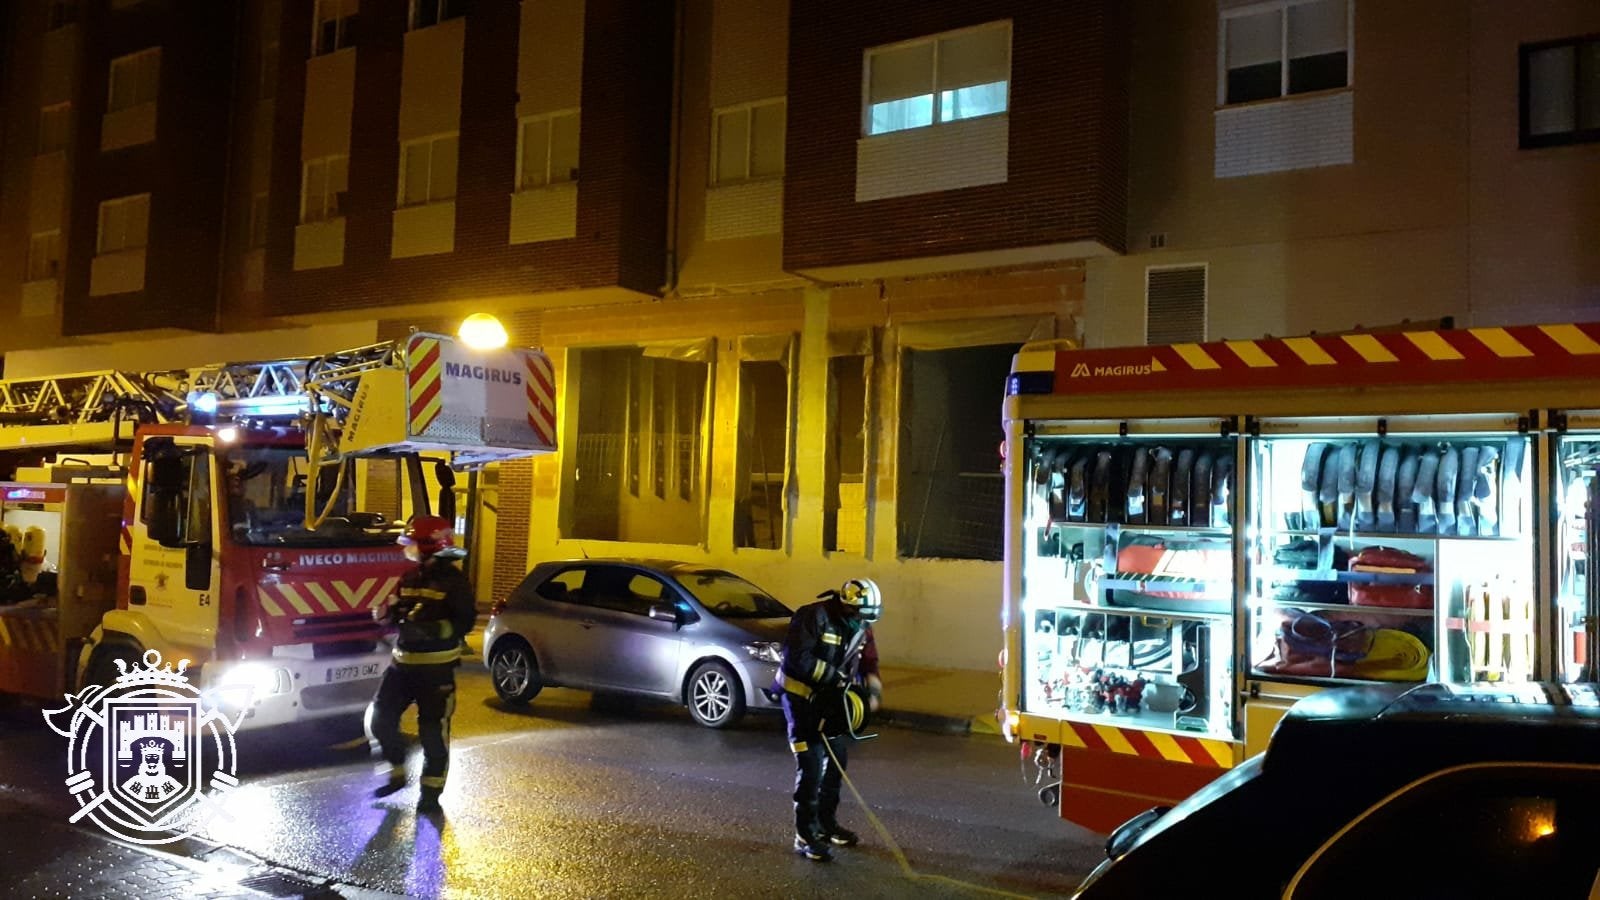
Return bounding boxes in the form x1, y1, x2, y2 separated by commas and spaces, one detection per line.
458, 313, 509, 351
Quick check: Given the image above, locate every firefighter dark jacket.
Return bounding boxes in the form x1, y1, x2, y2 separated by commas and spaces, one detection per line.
776, 599, 879, 700
382, 558, 476, 666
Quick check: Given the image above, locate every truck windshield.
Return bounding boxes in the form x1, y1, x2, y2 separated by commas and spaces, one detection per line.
222, 446, 402, 547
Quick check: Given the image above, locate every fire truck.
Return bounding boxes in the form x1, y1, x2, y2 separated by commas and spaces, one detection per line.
998, 320, 1600, 833
0, 332, 556, 731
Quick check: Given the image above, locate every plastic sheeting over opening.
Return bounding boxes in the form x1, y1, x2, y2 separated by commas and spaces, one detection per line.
640, 337, 714, 363
895, 315, 1054, 351
737, 333, 795, 365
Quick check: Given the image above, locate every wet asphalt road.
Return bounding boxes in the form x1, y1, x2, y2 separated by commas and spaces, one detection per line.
0, 661, 1103, 899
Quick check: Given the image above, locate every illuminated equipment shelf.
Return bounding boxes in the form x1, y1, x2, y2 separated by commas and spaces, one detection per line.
1254, 598, 1436, 617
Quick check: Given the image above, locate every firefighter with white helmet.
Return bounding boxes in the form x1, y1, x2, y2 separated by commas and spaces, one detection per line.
367, 515, 476, 814
775, 577, 884, 861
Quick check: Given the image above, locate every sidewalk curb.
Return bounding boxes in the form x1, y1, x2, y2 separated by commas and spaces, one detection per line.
876, 709, 972, 736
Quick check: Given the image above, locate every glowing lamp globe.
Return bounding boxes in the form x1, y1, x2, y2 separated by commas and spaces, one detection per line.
458, 313, 509, 351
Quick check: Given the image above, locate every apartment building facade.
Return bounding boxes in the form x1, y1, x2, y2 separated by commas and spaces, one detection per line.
1087, 0, 1600, 347
0, 0, 1593, 670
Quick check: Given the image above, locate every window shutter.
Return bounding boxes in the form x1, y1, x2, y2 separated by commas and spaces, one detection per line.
1146, 267, 1206, 345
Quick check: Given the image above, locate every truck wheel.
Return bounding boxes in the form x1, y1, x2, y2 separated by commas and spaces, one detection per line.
686, 661, 745, 729
490, 640, 542, 705
86, 643, 142, 689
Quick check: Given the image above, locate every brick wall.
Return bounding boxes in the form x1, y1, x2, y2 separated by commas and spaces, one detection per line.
63, 0, 239, 335
783, 0, 1129, 271
261, 0, 674, 317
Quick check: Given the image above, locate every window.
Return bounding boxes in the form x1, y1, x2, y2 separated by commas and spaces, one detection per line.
27, 231, 62, 282
1222, 0, 1349, 106
517, 111, 580, 190
1521, 35, 1600, 148
712, 99, 785, 185
259, 40, 279, 100
569, 347, 708, 544
398, 134, 458, 207
1146, 266, 1207, 345
300, 155, 348, 223
108, 48, 161, 114
38, 103, 71, 155
47, 0, 77, 31
141, 451, 212, 547
97, 194, 150, 254
1287, 765, 1600, 900
864, 21, 1010, 136
409, 0, 465, 31
736, 350, 792, 550
898, 344, 1017, 560
536, 567, 588, 603
312, 0, 357, 57
248, 193, 270, 249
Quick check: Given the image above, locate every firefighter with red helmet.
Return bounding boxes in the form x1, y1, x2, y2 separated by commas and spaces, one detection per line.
776, 577, 884, 861
368, 515, 477, 814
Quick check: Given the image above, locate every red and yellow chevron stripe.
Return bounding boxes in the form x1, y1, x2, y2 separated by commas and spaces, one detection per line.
1061, 720, 1234, 768
1012, 321, 1600, 396
256, 577, 401, 618
0, 612, 59, 654
408, 337, 445, 435
524, 352, 556, 448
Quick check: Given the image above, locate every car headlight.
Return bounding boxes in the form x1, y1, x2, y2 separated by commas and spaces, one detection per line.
217, 662, 289, 698
744, 642, 783, 664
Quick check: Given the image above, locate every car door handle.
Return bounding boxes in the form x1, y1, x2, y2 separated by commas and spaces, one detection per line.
580, 620, 596, 629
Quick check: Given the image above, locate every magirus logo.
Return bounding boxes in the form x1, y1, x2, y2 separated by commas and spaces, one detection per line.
44, 650, 247, 844
1069, 359, 1162, 378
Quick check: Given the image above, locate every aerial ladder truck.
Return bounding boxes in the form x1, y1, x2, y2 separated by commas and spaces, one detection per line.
0, 332, 556, 731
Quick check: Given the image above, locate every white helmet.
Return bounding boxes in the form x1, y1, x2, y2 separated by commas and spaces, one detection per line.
838, 578, 882, 623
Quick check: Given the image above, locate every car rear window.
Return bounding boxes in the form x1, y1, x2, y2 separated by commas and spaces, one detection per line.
538, 568, 587, 602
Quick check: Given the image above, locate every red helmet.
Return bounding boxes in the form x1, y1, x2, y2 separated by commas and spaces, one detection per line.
398, 515, 465, 559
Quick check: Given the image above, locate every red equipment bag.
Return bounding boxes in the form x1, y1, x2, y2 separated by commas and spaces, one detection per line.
1348, 546, 1434, 609
1109, 533, 1231, 613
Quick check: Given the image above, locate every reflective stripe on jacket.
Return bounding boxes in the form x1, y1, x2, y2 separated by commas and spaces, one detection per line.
775, 599, 877, 698
386, 559, 477, 666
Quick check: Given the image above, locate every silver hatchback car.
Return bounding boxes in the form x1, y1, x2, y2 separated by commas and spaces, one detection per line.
483, 559, 793, 728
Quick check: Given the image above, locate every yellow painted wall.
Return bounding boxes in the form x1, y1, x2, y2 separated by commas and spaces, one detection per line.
399, 18, 464, 141
517, 0, 584, 116
300, 50, 355, 161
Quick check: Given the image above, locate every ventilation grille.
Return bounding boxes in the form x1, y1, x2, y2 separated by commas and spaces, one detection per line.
1146, 266, 1206, 345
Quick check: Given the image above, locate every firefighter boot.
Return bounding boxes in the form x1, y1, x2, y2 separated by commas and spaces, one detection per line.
417, 787, 444, 815
372, 768, 407, 799
821, 823, 860, 847
793, 832, 833, 862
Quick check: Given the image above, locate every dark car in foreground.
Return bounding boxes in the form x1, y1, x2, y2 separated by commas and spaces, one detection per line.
483, 559, 793, 728
1073, 682, 1600, 899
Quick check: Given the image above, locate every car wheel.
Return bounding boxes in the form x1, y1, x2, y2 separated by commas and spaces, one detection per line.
490, 640, 543, 705
687, 660, 745, 729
